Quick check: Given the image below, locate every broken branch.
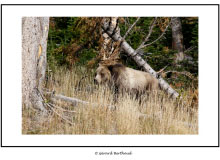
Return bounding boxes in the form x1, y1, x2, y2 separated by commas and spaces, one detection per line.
123, 17, 140, 40
139, 19, 171, 49
46, 102, 76, 125
136, 17, 157, 51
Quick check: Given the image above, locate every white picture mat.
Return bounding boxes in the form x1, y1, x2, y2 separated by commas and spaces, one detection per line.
1, 5, 218, 146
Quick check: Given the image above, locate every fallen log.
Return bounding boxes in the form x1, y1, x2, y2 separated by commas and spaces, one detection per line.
44, 91, 115, 110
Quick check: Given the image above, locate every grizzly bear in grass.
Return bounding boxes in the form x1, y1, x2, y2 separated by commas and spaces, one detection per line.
94, 63, 160, 101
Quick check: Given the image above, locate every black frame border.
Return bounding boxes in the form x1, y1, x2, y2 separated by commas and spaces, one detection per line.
1, 4, 219, 148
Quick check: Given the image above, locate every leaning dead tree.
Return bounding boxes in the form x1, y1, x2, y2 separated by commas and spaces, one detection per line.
101, 17, 179, 98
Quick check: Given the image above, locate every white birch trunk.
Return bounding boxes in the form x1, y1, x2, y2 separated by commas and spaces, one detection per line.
100, 17, 119, 61
22, 17, 49, 111
102, 18, 179, 98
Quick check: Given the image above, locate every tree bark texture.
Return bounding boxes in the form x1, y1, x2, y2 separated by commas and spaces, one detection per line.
22, 17, 49, 111
171, 17, 184, 62
102, 18, 179, 98
100, 17, 120, 62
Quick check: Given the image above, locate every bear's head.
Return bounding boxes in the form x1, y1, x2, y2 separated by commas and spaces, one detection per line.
94, 64, 111, 84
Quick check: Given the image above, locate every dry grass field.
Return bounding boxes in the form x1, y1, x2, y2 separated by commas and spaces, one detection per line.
22, 66, 198, 134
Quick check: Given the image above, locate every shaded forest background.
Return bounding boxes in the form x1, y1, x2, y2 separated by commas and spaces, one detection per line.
47, 17, 198, 91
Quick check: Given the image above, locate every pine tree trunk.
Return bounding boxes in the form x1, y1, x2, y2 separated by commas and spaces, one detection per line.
171, 17, 184, 62
22, 17, 49, 111
102, 18, 179, 98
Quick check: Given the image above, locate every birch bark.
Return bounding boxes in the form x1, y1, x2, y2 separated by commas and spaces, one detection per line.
100, 17, 119, 61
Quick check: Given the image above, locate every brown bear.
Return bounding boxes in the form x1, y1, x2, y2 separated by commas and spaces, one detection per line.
94, 63, 160, 101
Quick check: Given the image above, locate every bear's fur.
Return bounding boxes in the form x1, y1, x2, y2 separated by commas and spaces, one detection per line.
94, 63, 160, 98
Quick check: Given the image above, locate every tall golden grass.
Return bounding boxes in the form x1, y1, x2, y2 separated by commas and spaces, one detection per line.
22, 66, 198, 134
